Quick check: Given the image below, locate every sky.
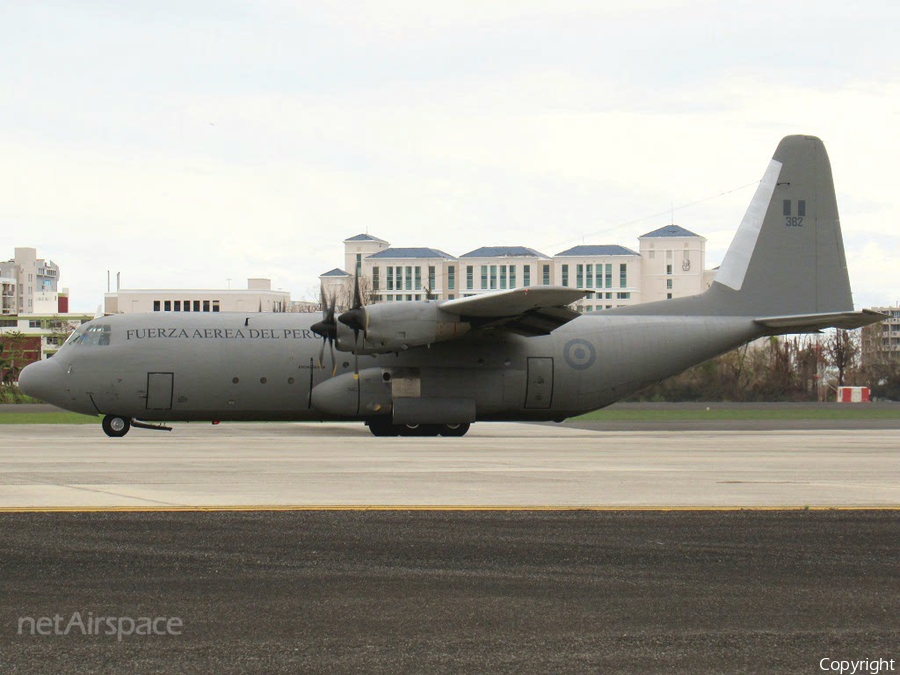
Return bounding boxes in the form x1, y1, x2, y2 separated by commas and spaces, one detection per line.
1, 0, 898, 312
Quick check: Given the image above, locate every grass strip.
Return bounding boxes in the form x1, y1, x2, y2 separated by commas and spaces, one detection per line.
0, 412, 98, 425
574, 408, 900, 421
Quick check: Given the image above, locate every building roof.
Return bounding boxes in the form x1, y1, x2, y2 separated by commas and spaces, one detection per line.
554, 245, 640, 257
459, 246, 550, 259
344, 233, 389, 244
319, 268, 351, 277
367, 247, 456, 260
640, 225, 701, 238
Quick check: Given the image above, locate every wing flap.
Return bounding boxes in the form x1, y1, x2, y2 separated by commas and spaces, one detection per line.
479, 306, 582, 337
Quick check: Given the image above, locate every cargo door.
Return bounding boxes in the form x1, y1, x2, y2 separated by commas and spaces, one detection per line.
524, 357, 553, 409
146, 372, 174, 410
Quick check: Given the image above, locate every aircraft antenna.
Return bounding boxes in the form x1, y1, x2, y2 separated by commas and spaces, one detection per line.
538, 179, 760, 252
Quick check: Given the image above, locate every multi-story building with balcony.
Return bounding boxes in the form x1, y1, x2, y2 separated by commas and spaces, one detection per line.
0, 247, 62, 314
861, 306, 900, 365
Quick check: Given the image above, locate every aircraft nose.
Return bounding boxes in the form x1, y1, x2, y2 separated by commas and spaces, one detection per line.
18, 358, 65, 403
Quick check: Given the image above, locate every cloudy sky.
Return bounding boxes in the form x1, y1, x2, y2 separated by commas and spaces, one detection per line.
2, 1, 898, 312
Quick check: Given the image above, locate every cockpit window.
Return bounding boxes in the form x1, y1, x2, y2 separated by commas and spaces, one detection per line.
67, 324, 111, 347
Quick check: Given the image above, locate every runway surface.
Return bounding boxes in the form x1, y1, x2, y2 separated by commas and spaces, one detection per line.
2, 421, 898, 673
1, 422, 898, 508
3, 510, 899, 674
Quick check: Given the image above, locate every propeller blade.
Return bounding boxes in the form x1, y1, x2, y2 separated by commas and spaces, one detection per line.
330, 339, 336, 377
353, 275, 362, 310
311, 284, 340, 376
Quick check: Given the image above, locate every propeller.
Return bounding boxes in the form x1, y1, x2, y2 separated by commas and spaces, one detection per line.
338, 275, 367, 376
311, 287, 337, 375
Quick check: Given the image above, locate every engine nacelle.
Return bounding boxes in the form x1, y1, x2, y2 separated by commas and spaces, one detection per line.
310, 368, 391, 418
335, 302, 470, 354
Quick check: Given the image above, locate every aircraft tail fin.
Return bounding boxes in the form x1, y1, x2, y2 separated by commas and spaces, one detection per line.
615, 135, 865, 324
708, 134, 852, 316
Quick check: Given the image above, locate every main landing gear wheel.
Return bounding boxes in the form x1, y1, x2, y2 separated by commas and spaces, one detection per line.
102, 415, 131, 438
401, 424, 441, 437
366, 419, 471, 438
366, 418, 400, 437
439, 423, 470, 437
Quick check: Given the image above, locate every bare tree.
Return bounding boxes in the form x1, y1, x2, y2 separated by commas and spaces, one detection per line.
338, 275, 374, 311
824, 329, 859, 387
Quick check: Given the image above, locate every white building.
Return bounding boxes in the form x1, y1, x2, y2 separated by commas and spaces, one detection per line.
553, 245, 641, 312
323, 227, 709, 311
0, 247, 62, 314
104, 278, 291, 314
862, 306, 900, 362
343, 233, 390, 278
1, 276, 15, 315
318, 268, 353, 309
638, 225, 707, 302
369, 247, 457, 302
457, 246, 552, 297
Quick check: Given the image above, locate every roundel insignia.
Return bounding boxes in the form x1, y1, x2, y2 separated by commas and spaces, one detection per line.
563, 338, 596, 371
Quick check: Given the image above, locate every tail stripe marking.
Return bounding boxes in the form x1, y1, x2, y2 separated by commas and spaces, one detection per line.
715, 159, 782, 291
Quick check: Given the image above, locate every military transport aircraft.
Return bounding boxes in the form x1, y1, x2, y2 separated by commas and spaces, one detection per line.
19, 135, 884, 437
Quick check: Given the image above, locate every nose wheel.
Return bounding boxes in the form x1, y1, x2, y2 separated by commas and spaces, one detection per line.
102, 415, 131, 438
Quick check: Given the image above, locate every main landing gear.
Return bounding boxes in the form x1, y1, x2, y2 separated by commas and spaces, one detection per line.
366, 418, 471, 437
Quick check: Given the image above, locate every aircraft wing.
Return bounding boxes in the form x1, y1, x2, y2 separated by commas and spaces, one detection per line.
754, 309, 887, 334
441, 286, 587, 337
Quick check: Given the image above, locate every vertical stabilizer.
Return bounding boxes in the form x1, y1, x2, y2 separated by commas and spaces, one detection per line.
615, 135, 855, 318
711, 134, 852, 315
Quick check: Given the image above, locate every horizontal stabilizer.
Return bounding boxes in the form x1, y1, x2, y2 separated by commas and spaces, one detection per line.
754, 309, 886, 334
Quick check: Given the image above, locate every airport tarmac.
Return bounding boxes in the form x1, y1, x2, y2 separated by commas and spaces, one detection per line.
2, 421, 898, 673
0, 422, 898, 509
3, 510, 899, 674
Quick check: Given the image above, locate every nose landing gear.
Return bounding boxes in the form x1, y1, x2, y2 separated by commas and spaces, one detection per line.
101, 415, 173, 437
101, 415, 131, 438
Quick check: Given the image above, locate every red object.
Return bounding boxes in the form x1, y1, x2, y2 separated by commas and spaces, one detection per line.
58, 295, 69, 313
837, 386, 870, 403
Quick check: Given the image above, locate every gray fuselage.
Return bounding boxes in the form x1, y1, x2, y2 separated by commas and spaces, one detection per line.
35, 311, 762, 423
